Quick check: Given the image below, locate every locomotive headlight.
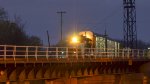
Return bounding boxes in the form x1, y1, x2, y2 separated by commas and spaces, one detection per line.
71, 36, 79, 43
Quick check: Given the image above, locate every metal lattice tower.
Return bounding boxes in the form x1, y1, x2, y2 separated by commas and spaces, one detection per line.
123, 0, 137, 49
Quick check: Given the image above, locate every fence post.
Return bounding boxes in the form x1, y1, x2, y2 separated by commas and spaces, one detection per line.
56, 47, 58, 60
82, 48, 85, 60
46, 47, 49, 60
137, 49, 140, 59
4, 45, 6, 61
4, 45, 6, 67
26, 46, 29, 62
35, 46, 38, 61
143, 50, 145, 58
66, 47, 68, 60
76, 48, 78, 60
13, 46, 16, 67
122, 49, 124, 59
13, 46, 16, 61
113, 49, 115, 59
94, 48, 96, 59
127, 49, 130, 59
132, 49, 134, 59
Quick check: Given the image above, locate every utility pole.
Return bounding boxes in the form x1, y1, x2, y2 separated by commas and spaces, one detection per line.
46, 30, 50, 47
57, 11, 66, 41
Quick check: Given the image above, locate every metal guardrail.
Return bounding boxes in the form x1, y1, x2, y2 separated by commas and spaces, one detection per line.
0, 45, 149, 62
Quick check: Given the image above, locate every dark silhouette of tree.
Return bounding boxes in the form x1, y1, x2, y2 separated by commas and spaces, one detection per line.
0, 8, 8, 20
117, 39, 150, 49
0, 7, 42, 46
54, 40, 68, 47
137, 40, 150, 49
0, 21, 27, 45
27, 36, 42, 46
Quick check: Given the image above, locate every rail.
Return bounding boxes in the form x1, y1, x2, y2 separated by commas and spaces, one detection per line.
0, 45, 149, 62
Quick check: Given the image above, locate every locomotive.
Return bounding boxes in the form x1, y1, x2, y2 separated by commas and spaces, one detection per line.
67, 31, 121, 58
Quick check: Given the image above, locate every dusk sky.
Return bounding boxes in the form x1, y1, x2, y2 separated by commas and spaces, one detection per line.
0, 0, 150, 46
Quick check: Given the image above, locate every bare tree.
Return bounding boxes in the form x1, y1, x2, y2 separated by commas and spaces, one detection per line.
0, 7, 42, 46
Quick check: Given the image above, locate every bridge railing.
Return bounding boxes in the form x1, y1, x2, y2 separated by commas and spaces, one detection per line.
0, 45, 149, 62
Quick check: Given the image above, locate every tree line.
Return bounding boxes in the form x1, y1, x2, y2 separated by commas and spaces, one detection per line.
0, 7, 42, 46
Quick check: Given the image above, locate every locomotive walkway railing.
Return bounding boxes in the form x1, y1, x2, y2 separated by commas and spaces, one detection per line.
0, 45, 149, 63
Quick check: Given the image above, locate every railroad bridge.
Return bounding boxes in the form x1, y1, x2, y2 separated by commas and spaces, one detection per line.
0, 45, 150, 84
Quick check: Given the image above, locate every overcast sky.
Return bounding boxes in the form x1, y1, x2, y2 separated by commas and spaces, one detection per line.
0, 0, 150, 46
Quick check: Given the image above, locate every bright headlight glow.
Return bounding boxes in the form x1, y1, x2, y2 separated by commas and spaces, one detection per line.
71, 36, 79, 43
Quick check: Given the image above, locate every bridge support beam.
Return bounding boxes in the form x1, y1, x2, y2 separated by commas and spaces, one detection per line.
77, 75, 116, 84
78, 78, 88, 84
45, 80, 53, 84
24, 81, 30, 84
3, 74, 150, 84
45, 79, 63, 84
6, 81, 30, 84
65, 78, 77, 84
45, 78, 77, 84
